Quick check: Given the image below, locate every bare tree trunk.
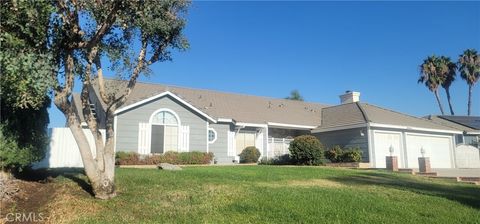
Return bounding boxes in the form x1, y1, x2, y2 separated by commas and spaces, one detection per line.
61, 103, 116, 199
434, 90, 445, 115
445, 88, 454, 115
468, 85, 472, 116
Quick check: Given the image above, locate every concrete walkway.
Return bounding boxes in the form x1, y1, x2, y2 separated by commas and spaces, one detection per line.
432, 168, 480, 178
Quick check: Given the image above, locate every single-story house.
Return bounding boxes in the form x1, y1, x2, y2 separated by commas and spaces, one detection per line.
67, 79, 475, 168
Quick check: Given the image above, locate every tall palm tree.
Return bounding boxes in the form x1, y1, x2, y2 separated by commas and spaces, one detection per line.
418, 56, 445, 115
438, 56, 457, 115
458, 49, 480, 116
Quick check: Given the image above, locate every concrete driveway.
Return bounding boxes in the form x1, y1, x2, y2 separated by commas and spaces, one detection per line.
432, 168, 480, 177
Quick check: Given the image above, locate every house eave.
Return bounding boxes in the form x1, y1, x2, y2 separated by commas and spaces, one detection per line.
113, 91, 217, 123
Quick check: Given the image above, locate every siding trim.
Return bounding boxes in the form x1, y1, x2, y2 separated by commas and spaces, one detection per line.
114, 91, 216, 122
312, 123, 367, 133
267, 122, 316, 129
370, 123, 462, 134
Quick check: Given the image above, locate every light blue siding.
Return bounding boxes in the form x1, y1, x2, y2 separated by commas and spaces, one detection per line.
115, 95, 208, 152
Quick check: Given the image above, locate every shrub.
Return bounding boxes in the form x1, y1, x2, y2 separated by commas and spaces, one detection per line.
258, 154, 293, 165
239, 146, 261, 163
0, 98, 50, 173
341, 148, 363, 162
325, 145, 344, 163
115, 151, 214, 165
289, 135, 324, 165
115, 152, 140, 165
324, 146, 363, 163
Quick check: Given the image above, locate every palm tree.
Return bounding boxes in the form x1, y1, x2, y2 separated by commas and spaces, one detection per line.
438, 56, 457, 115
285, 90, 304, 101
418, 56, 445, 115
458, 49, 480, 116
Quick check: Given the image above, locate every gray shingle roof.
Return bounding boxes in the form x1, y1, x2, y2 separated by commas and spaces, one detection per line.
316, 102, 458, 132
425, 115, 480, 132
92, 79, 328, 126
70, 79, 460, 132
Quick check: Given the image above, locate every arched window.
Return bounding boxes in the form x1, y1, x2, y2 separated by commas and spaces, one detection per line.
149, 109, 180, 153
151, 111, 178, 125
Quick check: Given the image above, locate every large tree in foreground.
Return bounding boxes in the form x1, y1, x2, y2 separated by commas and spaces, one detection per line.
49, 0, 189, 199
418, 56, 446, 115
458, 49, 480, 116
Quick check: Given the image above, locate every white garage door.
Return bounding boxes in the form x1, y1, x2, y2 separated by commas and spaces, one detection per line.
373, 132, 403, 168
405, 134, 453, 168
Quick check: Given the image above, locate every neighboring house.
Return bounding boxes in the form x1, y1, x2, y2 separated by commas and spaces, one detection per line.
65, 79, 473, 169
425, 115, 480, 148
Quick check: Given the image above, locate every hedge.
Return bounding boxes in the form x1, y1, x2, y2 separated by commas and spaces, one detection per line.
115, 151, 214, 165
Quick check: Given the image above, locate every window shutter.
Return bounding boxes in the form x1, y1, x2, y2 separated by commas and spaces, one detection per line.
179, 125, 190, 152
138, 123, 151, 154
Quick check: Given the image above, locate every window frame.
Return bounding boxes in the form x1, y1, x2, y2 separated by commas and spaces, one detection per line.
208, 128, 217, 144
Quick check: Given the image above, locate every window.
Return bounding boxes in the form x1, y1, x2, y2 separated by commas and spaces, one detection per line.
208, 128, 217, 143
150, 109, 180, 153
151, 111, 178, 125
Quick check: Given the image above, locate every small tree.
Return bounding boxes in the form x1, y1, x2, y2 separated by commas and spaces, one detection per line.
289, 135, 324, 165
285, 90, 304, 101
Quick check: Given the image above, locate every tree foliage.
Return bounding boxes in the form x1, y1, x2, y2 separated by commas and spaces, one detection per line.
43, 0, 190, 199
285, 90, 304, 101
458, 49, 480, 116
418, 55, 448, 115
0, 0, 53, 173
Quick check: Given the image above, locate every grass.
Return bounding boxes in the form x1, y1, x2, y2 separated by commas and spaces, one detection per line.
44, 166, 479, 223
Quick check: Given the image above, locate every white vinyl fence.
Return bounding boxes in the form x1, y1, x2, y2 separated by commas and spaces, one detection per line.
33, 128, 105, 169
266, 137, 293, 159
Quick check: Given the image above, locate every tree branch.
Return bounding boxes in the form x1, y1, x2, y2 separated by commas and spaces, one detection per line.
93, 56, 112, 105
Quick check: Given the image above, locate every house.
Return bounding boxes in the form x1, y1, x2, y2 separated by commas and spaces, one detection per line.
424, 115, 480, 168
65, 79, 476, 169
425, 115, 480, 148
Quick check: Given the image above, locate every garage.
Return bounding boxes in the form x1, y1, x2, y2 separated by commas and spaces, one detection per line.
405, 134, 454, 168
372, 131, 403, 168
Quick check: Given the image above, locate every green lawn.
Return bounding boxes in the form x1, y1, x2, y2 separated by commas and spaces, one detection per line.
48, 166, 479, 223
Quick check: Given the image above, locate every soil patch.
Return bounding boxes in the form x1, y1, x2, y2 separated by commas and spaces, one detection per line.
1, 179, 56, 224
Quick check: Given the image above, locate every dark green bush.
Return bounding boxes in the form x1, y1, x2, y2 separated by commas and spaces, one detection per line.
325, 145, 344, 163
115, 151, 214, 165
324, 146, 363, 163
289, 135, 324, 165
239, 146, 261, 163
341, 148, 363, 162
0, 98, 50, 173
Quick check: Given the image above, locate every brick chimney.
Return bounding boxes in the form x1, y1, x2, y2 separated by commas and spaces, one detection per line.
340, 91, 360, 104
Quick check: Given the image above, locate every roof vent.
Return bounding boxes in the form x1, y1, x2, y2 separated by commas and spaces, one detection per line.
340, 91, 360, 104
